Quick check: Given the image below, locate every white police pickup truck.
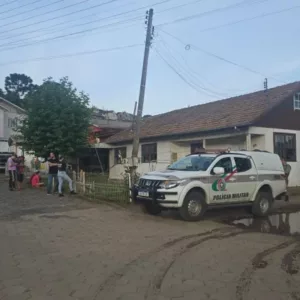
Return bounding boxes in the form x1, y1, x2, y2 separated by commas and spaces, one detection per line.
132, 150, 287, 221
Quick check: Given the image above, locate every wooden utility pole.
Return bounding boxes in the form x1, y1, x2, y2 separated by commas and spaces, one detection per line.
130, 8, 154, 184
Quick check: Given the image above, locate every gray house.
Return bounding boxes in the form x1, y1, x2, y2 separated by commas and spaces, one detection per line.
0, 97, 25, 153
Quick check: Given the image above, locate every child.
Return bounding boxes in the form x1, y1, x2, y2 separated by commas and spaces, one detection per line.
16, 156, 25, 191
31, 171, 44, 188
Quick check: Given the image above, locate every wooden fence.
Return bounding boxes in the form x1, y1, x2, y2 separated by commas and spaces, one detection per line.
74, 171, 131, 204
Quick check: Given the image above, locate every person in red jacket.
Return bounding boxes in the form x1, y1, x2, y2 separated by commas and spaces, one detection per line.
31, 171, 44, 188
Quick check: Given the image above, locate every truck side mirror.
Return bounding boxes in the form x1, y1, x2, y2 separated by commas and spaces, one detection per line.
213, 167, 224, 175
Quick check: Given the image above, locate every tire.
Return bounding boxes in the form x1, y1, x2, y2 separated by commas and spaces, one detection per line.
143, 202, 162, 216
252, 191, 272, 217
179, 191, 207, 222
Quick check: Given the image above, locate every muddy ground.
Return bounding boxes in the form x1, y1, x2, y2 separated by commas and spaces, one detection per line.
1, 177, 300, 300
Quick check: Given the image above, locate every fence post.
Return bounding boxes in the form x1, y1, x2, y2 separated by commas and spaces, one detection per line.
73, 171, 77, 192
79, 170, 83, 194
92, 181, 95, 200
128, 173, 132, 203
82, 171, 86, 194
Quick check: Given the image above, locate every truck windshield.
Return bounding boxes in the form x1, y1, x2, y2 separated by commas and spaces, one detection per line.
168, 155, 215, 171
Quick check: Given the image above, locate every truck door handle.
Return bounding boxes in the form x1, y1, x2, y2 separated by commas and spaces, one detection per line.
249, 176, 256, 180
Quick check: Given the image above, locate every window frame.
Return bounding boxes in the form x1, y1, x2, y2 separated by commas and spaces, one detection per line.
234, 156, 252, 173
8, 117, 17, 129
211, 156, 233, 175
114, 147, 127, 164
294, 93, 300, 110
273, 132, 297, 162
141, 143, 157, 163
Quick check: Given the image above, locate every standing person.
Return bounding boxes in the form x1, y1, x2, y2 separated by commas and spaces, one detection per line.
281, 158, 291, 202
47, 152, 59, 195
7, 153, 17, 191
16, 156, 25, 191
57, 155, 76, 197
31, 156, 41, 171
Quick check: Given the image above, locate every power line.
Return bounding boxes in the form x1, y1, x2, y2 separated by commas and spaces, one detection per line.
157, 37, 229, 97
1, 0, 63, 20
0, 0, 44, 16
159, 35, 243, 95
154, 47, 219, 99
0, 0, 119, 34
0, 0, 90, 29
0, 0, 173, 43
0, 16, 143, 53
195, 5, 300, 34
0, 11, 143, 49
0, 1, 134, 45
156, 0, 268, 27
0, 2, 163, 48
159, 29, 287, 84
0, 0, 18, 9
0, 43, 142, 66
156, 0, 205, 15
0, 0, 180, 50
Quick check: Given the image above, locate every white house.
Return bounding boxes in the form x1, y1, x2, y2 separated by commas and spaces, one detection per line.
0, 97, 25, 154
105, 81, 300, 187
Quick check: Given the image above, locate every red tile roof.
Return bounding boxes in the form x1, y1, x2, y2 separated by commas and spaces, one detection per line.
106, 81, 300, 144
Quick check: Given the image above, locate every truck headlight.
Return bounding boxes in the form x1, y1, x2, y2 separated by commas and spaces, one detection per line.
160, 179, 186, 189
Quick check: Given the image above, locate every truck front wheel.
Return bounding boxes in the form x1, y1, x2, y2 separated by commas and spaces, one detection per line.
179, 191, 207, 222
143, 202, 162, 216
252, 191, 272, 217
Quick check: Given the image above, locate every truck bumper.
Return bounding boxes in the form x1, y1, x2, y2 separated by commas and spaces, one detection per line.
131, 186, 179, 208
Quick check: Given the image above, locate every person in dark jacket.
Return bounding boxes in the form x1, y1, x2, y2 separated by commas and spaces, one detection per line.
57, 155, 76, 197
47, 152, 59, 195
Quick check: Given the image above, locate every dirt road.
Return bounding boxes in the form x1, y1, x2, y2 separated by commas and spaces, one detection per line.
0, 178, 299, 300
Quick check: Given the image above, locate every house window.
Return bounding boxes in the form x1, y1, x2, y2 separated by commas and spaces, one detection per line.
114, 147, 126, 164
141, 143, 157, 163
274, 133, 296, 162
8, 118, 17, 128
294, 93, 300, 110
191, 142, 203, 154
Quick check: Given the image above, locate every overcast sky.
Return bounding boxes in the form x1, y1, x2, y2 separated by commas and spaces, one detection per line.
0, 0, 299, 115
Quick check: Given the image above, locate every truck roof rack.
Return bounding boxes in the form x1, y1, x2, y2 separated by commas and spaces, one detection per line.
187, 148, 231, 156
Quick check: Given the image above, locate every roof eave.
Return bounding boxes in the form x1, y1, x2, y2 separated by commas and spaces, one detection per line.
106, 124, 251, 145
0, 97, 26, 113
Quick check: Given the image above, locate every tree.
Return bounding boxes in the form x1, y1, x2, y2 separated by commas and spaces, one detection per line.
18, 77, 92, 158
0, 88, 5, 98
4, 73, 37, 107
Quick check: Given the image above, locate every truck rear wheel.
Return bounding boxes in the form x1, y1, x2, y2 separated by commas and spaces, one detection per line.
143, 202, 162, 216
252, 191, 272, 217
179, 191, 207, 222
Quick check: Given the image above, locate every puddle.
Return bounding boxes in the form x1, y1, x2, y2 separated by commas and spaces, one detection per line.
223, 211, 300, 236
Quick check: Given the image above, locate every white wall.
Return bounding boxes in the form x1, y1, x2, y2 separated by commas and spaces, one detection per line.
109, 128, 300, 187
206, 136, 246, 151
109, 136, 248, 179
250, 126, 300, 187
109, 141, 172, 179
0, 109, 4, 138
